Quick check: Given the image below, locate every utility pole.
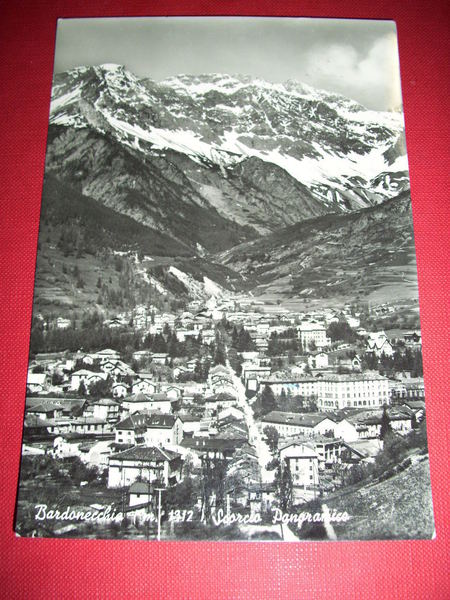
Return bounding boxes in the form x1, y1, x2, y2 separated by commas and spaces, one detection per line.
146, 466, 151, 542
121, 468, 126, 524
155, 487, 164, 541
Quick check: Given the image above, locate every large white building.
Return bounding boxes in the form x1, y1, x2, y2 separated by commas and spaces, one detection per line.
261, 372, 389, 411
260, 377, 318, 398
298, 322, 330, 350
317, 373, 390, 410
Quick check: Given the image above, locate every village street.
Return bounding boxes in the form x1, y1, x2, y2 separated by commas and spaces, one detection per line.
280, 523, 300, 541
226, 359, 274, 484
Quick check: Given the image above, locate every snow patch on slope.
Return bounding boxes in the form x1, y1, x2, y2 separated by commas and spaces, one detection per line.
50, 87, 82, 111
220, 129, 407, 191
168, 266, 226, 300
103, 113, 244, 168
335, 106, 404, 132
203, 277, 225, 297
162, 75, 248, 96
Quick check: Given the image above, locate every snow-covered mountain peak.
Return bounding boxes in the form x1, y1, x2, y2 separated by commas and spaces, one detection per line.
160, 73, 253, 96
96, 63, 125, 72
48, 64, 410, 227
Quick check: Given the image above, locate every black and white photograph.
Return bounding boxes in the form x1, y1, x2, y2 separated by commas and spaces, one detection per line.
15, 16, 434, 541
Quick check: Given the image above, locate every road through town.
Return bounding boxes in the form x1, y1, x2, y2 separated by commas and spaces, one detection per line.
227, 360, 274, 484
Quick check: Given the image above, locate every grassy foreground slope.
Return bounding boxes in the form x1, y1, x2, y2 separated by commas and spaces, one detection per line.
326, 456, 434, 540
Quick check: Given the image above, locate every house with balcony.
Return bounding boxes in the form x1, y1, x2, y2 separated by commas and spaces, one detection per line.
107, 445, 182, 488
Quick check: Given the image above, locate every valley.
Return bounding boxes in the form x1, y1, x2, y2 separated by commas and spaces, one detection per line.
19, 64, 432, 543
32, 63, 418, 320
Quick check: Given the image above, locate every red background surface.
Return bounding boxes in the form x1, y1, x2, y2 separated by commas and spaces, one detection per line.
0, 2, 448, 598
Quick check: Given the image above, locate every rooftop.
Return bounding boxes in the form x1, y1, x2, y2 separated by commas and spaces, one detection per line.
178, 413, 201, 423
116, 412, 176, 430
123, 392, 151, 403
111, 445, 179, 462
205, 392, 237, 403
281, 433, 343, 446
92, 398, 120, 406
261, 411, 333, 427
320, 372, 388, 382
181, 438, 238, 452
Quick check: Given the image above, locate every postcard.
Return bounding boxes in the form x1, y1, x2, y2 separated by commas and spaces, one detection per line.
15, 16, 434, 541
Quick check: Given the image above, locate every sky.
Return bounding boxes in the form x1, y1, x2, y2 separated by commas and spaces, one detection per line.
54, 17, 403, 111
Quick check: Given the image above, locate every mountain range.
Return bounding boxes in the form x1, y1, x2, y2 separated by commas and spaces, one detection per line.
35, 63, 416, 312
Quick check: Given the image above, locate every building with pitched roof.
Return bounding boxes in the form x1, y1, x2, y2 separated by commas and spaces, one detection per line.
204, 392, 237, 411
114, 412, 182, 447
260, 411, 336, 438
70, 369, 107, 391
180, 437, 243, 460
366, 332, 394, 357
107, 445, 182, 488
86, 398, 120, 422
122, 392, 174, 415
132, 377, 157, 395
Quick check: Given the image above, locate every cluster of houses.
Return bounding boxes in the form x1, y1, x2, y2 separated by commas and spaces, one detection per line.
22, 298, 426, 517
260, 402, 424, 447
24, 352, 261, 506
258, 399, 425, 503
